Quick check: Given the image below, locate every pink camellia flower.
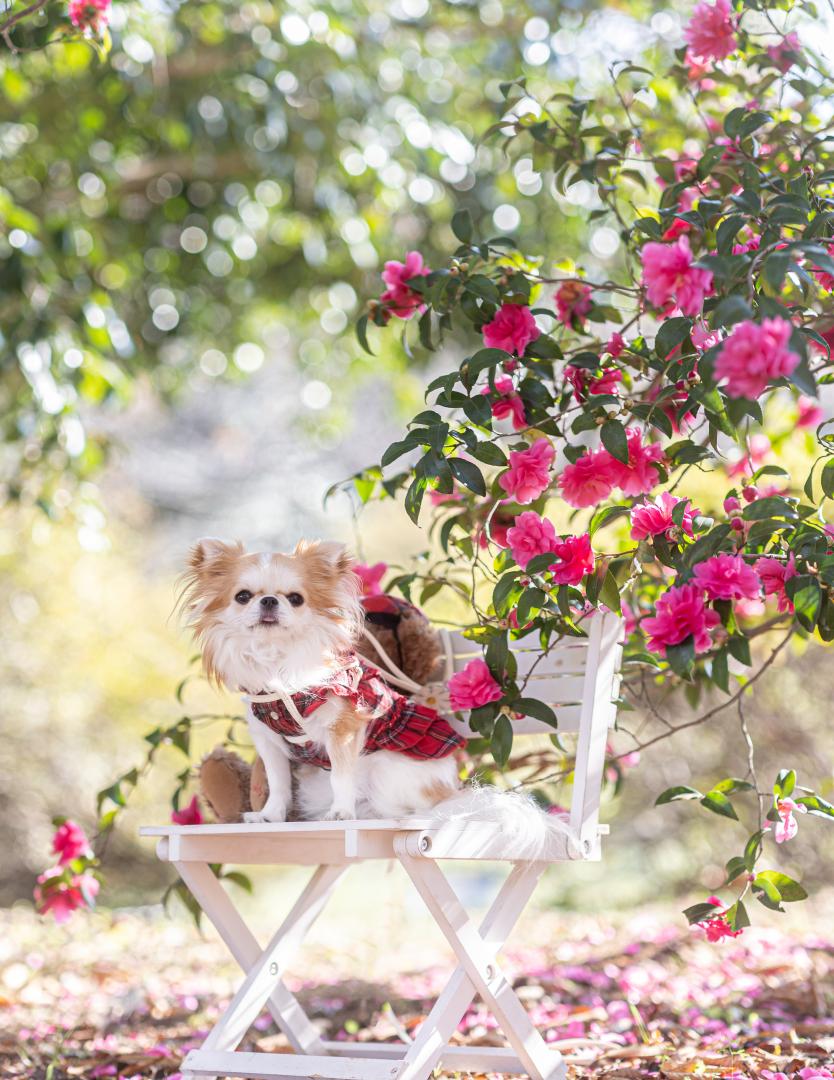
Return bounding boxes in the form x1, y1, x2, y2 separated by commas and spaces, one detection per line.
630, 492, 698, 541
767, 31, 803, 73
52, 820, 92, 866
564, 364, 622, 402
482, 303, 540, 355
380, 252, 430, 319
774, 796, 807, 844
683, 0, 737, 62
498, 439, 555, 504
448, 658, 503, 711
34, 868, 99, 925
550, 533, 594, 586
555, 281, 593, 328
732, 234, 762, 255
685, 48, 713, 81
171, 796, 204, 827
481, 374, 526, 430
700, 896, 744, 943
691, 553, 761, 601
68, 0, 111, 32
642, 583, 721, 656
798, 1069, 834, 1080
608, 428, 665, 497
797, 396, 824, 429
353, 562, 387, 596
754, 553, 798, 612
558, 449, 618, 509
641, 235, 714, 317
606, 332, 626, 358
691, 320, 720, 352
506, 511, 557, 570
714, 318, 800, 399
812, 242, 834, 292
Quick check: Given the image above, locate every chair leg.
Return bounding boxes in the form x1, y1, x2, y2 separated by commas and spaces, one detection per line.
174, 861, 345, 1056
394, 844, 565, 1080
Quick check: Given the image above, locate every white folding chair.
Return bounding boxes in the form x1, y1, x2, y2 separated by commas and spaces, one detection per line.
141, 611, 623, 1080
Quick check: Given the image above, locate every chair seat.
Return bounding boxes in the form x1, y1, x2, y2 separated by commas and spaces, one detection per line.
139, 817, 599, 864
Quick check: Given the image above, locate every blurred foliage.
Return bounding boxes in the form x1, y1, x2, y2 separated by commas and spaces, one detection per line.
0, 0, 671, 514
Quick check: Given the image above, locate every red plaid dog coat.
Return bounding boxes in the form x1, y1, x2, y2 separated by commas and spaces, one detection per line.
249, 654, 465, 771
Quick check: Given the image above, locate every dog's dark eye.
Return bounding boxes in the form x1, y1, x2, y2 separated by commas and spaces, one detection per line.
287, 592, 304, 607
234, 590, 253, 604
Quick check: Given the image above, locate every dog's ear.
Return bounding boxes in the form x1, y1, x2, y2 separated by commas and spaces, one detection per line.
294, 539, 355, 577
188, 538, 245, 576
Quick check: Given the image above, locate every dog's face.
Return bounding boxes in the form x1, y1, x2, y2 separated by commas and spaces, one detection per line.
181, 539, 363, 692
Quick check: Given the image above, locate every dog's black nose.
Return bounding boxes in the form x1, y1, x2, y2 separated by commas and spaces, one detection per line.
260, 595, 279, 609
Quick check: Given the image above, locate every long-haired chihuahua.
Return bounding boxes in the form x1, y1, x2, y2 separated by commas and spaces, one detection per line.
180, 538, 463, 823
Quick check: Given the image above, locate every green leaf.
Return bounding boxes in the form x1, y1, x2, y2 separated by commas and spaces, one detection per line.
470, 441, 508, 466
774, 768, 796, 798
711, 293, 753, 328
724, 899, 750, 932
683, 902, 720, 926
724, 856, 748, 885
713, 777, 754, 795
448, 456, 486, 495
404, 475, 427, 524
451, 207, 473, 244
381, 437, 418, 468
786, 575, 821, 631
589, 504, 630, 537
493, 571, 522, 616
598, 569, 622, 615
655, 785, 702, 805
742, 496, 798, 521
356, 313, 374, 355
491, 712, 513, 768
744, 829, 765, 871
600, 419, 629, 464
795, 794, 834, 819
666, 635, 695, 678
512, 697, 559, 728
727, 634, 751, 667
711, 648, 729, 693
655, 316, 692, 359
755, 870, 807, 902
715, 216, 746, 255
821, 459, 834, 499
700, 790, 739, 820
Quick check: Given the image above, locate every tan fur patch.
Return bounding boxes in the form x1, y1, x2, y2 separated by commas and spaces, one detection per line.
327, 700, 369, 765
419, 778, 460, 806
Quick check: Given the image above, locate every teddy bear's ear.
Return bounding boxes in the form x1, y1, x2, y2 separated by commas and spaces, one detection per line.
188, 538, 245, 575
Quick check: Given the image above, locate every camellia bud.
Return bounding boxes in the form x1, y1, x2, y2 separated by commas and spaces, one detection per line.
742, 485, 758, 503
731, 516, 745, 531
723, 496, 740, 513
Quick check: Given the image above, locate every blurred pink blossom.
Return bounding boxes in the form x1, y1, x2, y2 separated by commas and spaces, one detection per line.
380, 252, 430, 318
353, 562, 387, 596
171, 796, 203, 827
52, 820, 91, 866
683, 0, 737, 61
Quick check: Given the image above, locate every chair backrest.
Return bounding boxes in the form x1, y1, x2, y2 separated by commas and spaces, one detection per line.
440, 612, 624, 846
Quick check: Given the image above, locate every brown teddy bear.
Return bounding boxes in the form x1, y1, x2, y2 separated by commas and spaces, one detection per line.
198, 594, 444, 822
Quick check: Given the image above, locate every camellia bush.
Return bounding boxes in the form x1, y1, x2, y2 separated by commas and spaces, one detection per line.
33, 0, 834, 939
344, 0, 834, 938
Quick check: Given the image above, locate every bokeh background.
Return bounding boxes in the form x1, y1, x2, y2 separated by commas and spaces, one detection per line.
2, 0, 833, 926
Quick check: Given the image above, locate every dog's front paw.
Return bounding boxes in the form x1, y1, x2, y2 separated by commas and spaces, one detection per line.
323, 805, 355, 821
243, 806, 287, 824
